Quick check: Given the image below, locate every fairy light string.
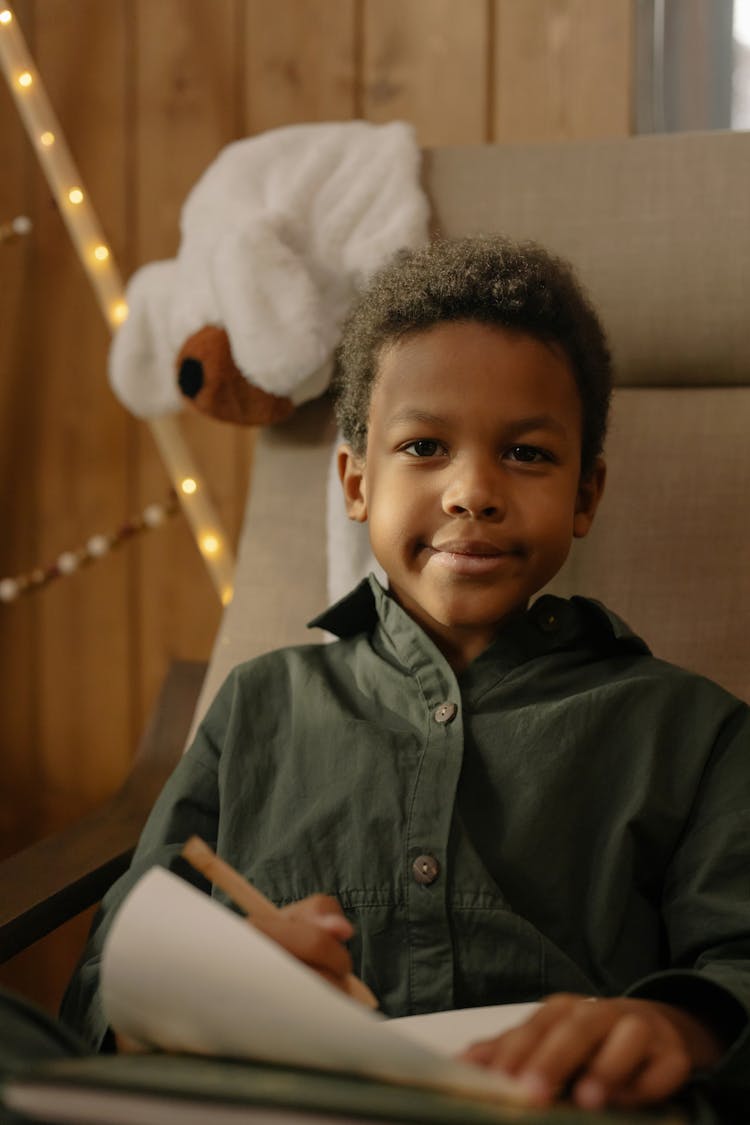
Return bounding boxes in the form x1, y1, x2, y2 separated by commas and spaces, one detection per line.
0, 3, 234, 605
0, 492, 180, 604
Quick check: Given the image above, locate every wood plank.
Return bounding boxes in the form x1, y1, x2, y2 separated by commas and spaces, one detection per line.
0, 662, 205, 960
362, 0, 489, 145
243, 0, 357, 131
32, 0, 132, 808
493, 0, 634, 141
0, 661, 205, 1010
132, 0, 247, 732
0, 0, 132, 1013
0, 0, 38, 857
0, 909, 96, 1014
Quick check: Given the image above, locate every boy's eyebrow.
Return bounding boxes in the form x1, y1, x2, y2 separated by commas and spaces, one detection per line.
385, 409, 570, 438
502, 414, 569, 439
385, 408, 450, 428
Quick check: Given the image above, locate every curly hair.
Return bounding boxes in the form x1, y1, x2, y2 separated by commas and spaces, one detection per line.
332, 236, 612, 476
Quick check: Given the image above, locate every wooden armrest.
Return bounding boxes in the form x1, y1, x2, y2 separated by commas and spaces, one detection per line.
0, 660, 206, 962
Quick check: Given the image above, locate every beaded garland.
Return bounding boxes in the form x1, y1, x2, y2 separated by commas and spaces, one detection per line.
0, 213, 31, 242
0, 490, 179, 603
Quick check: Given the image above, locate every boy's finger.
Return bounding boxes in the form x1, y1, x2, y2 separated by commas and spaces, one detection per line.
282, 894, 354, 940
612, 1047, 691, 1108
254, 914, 353, 979
462, 1010, 563, 1073
572, 1015, 653, 1108
313, 913, 356, 940
514, 1004, 623, 1101
461, 996, 590, 1075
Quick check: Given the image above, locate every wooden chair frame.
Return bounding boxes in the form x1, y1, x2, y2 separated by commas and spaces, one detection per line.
0, 662, 206, 963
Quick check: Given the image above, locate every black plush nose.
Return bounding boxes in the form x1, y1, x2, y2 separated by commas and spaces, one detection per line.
178, 357, 204, 398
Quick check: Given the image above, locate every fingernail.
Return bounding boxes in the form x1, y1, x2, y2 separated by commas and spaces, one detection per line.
316, 914, 354, 934
460, 1043, 494, 1065
518, 1072, 549, 1103
575, 1078, 605, 1109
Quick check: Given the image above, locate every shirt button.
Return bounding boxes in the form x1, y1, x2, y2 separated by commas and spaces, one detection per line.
433, 701, 457, 724
537, 610, 559, 633
412, 854, 440, 885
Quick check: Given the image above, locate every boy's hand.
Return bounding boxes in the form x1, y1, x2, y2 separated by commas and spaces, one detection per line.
253, 893, 355, 994
115, 895, 357, 1051
460, 993, 724, 1110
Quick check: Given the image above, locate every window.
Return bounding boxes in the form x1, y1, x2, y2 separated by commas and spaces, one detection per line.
636, 0, 750, 131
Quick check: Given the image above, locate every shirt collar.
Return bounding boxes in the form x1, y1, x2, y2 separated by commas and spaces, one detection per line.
309, 575, 650, 664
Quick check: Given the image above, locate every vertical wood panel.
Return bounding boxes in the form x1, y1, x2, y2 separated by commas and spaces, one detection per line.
493, 0, 633, 141
33, 0, 132, 807
362, 0, 489, 144
133, 0, 248, 731
0, 0, 38, 855
0, 0, 131, 1011
244, 0, 357, 131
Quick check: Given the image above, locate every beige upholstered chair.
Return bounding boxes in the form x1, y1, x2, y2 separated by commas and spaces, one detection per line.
198, 130, 750, 715
1, 129, 748, 961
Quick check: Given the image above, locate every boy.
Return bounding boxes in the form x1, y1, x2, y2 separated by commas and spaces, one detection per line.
61, 238, 749, 1115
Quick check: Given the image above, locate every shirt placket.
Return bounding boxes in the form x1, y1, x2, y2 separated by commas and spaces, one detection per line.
404, 660, 464, 1015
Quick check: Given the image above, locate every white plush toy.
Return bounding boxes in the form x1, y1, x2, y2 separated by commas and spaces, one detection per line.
109, 120, 429, 427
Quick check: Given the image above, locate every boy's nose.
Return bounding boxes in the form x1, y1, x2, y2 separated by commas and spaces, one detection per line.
441, 462, 505, 520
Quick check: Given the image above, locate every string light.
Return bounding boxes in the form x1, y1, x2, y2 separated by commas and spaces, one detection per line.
0, 2, 234, 600
200, 534, 220, 556
110, 299, 128, 324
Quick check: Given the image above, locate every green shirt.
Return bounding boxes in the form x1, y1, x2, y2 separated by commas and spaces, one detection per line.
62, 578, 750, 1099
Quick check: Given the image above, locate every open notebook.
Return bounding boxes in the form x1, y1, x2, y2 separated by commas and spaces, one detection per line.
2, 869, 689, 1125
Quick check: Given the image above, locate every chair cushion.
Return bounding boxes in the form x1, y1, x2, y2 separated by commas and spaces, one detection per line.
548, 387, 750, 701
425, 133, 750, 389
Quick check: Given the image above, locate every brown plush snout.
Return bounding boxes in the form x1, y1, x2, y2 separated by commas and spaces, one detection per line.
176, 326, 295, 426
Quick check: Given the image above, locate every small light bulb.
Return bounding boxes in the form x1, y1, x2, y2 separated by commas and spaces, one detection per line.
180, 478, 197, 495
93, 244, 109, 261
0, 10, 14, 25
111, 300, 128, 324
221, 585, 234, 606
68, 187, 84, 205
40, 131, 55, 146
200, 533, 221, 556
17, 71, 32, 88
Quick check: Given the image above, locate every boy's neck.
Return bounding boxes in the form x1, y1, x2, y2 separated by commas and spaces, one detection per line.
395, 600, 529, 673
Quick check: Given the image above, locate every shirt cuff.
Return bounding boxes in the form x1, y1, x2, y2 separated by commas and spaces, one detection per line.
625, 969, 750, 1089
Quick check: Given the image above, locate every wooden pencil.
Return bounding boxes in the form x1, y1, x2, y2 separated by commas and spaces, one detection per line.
181, 836, 378, 1010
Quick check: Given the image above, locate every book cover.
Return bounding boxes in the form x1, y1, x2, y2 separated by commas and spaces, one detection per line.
3, 1052, 687, 1125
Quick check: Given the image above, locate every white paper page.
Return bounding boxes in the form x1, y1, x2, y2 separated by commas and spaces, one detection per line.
387, 1003, 539, 1056
101, 868, 526, 1105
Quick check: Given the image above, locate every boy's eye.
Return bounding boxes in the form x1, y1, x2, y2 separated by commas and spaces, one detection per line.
506, 445, 550, 463
402, 439, 444, 458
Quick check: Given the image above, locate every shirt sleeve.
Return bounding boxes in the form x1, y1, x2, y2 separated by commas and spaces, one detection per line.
625, 701, 750, 1104
59, 676, 232, 1051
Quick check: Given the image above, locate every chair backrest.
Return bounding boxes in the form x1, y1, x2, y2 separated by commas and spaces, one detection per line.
194, 130, 750, 727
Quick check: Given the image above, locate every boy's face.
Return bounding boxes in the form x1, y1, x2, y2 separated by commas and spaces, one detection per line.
338, 321, 605, 670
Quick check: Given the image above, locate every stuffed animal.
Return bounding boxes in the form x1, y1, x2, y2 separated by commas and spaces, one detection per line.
109, 121, 429, 427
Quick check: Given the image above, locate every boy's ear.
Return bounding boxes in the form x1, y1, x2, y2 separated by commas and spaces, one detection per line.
337, 443, 368, 523
573, 457, 606, 539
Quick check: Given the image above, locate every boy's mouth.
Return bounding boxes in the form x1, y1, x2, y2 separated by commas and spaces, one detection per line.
424, 539, 524, 575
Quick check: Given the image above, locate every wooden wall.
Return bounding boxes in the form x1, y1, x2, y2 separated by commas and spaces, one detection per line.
0, 0, 633, 1011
